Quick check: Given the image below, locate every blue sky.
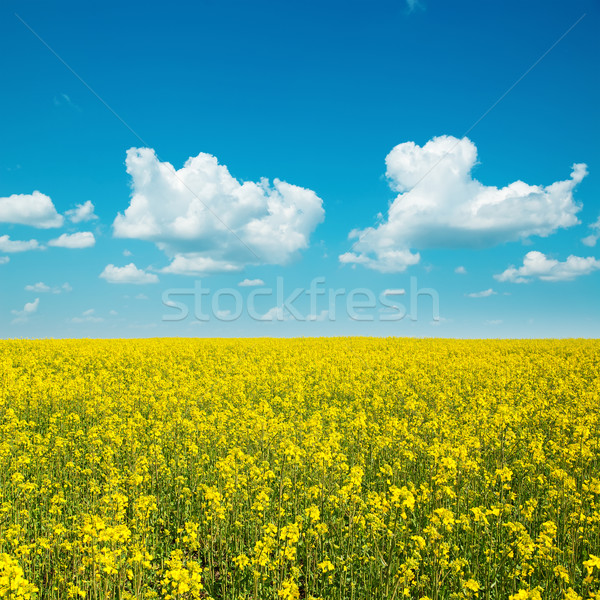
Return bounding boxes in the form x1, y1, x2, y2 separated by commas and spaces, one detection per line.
1, 0, 598, 338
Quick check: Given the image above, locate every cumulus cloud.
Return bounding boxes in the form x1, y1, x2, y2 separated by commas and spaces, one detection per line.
112, 148, 324, 274
0, 191, 63, 228
23, 298, 39, 313
466, 288, 497, 298
161, 254, 241, 276
0, 256, 9, 265
25, 281, 71, 294
239, 278, 265, 287
99, 263, 159, 285
25, 282, 50, 293
11, 298, 39, 323
582, 216, 600, 247
48, 231, 95, 249
66, 200, 98, 223
339, 249, 420, 273
340, 136, 587, 272
455, 266, 467, 275
495, 251, 600, 283
0, 235, 40, 253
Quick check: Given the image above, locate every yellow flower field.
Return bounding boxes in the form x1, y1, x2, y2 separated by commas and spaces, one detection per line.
0, 338, 599, 599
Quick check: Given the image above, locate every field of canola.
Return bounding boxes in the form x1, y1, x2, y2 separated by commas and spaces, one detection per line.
0, 338, 599, 600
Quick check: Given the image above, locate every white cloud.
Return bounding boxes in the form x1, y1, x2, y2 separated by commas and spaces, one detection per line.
485, 319, 503, 325
135, 293, 148, 300
109, 310, 118, 316
23, 298, 38, 313
99, 263, 159, 285
70, 308, 103, 324
260, 306, 293, 321
455, 266, 467, 275
25, 281, 70, 294
582, 216, 600, 247
70, 316, 103, 323
495, 250, 600, 283
339, 249, 420, 273
239, 278, 265, 287
466, 288, 497, 298
340, 136, 587, 272
11, 297, 39, 323
48, 231, 95, 249
123, 249, 132, 256
25, 282, 50, 293
161, 254, 241, 276
307, 309, 329, 322
66, 200, 98, 223
406, 0, 424, 11
0, 191, 63, 228
0, 235, 40, 253
0, 256, 9, 265
54, 93, 81, 111
113, 148, 325, 274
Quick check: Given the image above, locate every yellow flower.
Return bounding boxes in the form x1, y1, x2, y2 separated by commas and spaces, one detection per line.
278, 578, 300, 600
464, 579, 480, 592
317, 559, 335, 573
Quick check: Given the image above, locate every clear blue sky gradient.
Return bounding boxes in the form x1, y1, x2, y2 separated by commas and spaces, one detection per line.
1, 0, 598, 338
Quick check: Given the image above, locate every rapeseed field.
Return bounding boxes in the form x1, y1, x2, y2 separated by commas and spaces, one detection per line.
0, 338, 598, 600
